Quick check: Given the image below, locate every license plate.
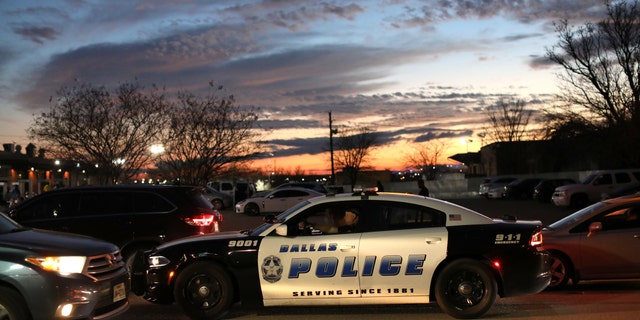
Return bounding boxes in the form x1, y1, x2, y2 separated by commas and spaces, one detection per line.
113, 282, 126, 302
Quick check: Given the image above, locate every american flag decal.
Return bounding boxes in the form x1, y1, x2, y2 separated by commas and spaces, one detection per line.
449, 214, 462, 221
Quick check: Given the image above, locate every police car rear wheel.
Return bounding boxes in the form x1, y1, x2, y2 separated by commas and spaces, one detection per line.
434, 259, 497, 319
174, 262, 234, 320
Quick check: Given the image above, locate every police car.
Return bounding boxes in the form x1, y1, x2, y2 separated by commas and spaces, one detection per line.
137, 190, 550, 319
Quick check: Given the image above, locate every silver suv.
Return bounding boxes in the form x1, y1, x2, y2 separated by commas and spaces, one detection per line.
552, 169, 640, 208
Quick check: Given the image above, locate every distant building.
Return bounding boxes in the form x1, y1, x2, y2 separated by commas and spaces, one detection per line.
0, 143, 90, 201
450, 139, 603, 177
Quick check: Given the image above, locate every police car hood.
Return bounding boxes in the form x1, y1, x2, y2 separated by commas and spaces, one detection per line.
156, 231, 246, 249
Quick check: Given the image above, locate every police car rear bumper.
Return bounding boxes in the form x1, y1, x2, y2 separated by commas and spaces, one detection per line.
499, 250, 551, 297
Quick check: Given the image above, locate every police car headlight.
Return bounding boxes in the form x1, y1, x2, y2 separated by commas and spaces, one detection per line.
148, 255, 171, 267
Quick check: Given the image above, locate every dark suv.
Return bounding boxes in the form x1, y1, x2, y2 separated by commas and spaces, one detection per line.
4, 185, 221, 269
0, 211, 130, 320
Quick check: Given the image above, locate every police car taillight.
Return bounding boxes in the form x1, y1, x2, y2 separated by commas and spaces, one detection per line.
529, 230, 543, 247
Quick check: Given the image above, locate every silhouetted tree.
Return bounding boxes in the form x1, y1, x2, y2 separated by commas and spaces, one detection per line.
547, 0, 640, 165
334, 126, 379, 189
29, 81, 168, 184
405, 139, 448, 180
484, 98, 532, 144
158, 84, 260, 185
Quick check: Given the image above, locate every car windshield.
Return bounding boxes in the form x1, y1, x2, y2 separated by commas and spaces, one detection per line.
0, 211, 24, 234
249, 200, 312, 236
546, 201, 607, 230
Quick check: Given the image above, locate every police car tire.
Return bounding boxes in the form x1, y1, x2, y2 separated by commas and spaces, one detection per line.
173, 262, 234, 320
0, 287, 30, 320
434, 259, 497, 319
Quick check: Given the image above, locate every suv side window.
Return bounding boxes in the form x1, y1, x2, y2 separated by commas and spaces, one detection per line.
77, 192, 131, 216
14, 195, 76, 220
593, 174, 613, 186
132, 192, 175, 213
615, 172, 631, 184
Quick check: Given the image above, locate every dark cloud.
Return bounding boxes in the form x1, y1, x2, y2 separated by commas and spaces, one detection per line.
12, 25, 59, 44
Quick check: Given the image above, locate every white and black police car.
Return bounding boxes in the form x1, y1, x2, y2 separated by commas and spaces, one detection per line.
136, 190, 550, 319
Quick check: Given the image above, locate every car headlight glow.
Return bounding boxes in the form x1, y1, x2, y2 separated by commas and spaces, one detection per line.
25, 256, 87, 275
148, 255, 171, 267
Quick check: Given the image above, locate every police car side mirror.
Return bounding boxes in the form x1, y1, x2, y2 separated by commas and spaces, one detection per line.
275, 224, 288, 236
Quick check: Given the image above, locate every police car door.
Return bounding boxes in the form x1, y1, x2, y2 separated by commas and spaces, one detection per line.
357, 201, 447, 301
258, 203, 361, 305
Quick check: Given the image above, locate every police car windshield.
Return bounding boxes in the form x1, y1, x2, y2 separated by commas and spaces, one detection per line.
249, 200, 312, 236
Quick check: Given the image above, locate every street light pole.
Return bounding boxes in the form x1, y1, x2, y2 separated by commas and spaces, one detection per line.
329, 111, 337, 185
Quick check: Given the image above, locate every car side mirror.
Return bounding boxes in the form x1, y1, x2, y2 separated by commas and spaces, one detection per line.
587, 221, 602, 237
264, 214, 278, 224
275, 224, 288, 236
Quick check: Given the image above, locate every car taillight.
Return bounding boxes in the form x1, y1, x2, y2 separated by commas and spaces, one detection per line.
183, 213, 216, 227
530, 230, 543, 247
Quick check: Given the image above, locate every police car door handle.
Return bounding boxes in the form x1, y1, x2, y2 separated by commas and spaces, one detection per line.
340, 245, 356, 252
425, 237, 442, 244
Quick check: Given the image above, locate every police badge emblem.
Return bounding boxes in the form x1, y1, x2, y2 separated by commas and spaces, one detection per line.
262, 255, 283, 283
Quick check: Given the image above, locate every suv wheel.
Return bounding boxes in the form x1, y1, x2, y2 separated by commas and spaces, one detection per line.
211, 199, 224, 210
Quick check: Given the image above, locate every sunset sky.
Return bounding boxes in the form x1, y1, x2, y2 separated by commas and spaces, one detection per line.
0, 1, 608, 174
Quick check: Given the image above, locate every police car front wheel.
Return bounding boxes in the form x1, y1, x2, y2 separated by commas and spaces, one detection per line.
434, 259, 497, 319
173, 262, 234, 320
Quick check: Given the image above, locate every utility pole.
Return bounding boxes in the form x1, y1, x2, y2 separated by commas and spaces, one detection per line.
329, 111, 337, 185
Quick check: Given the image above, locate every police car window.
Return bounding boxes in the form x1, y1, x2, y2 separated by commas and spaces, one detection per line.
287, 202, 362, 236
383, 202, 445, 230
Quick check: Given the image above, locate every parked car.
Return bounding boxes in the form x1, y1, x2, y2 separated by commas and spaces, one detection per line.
235, 187, 325, 215
207, 180, 256, 203
503, 178, 543, 200
3, 184, 221, 273
203, 185, 233, 210
138, 189, 550, 319
543, 195, 640, 289
486, 185, 507, 199
0, 211, 130, 320
533, 178, 576, 202
478, 176, 517, 198
552, 169, 640, 208
274, 181, 328, 194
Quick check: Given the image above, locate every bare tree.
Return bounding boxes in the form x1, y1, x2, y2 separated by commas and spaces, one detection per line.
159, 84, 260, 185
484, 98, 532, 144
334, 126, 379, 189
547, 0, 640, 164
405, 139, 448, 180
28, 81, 168, 184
